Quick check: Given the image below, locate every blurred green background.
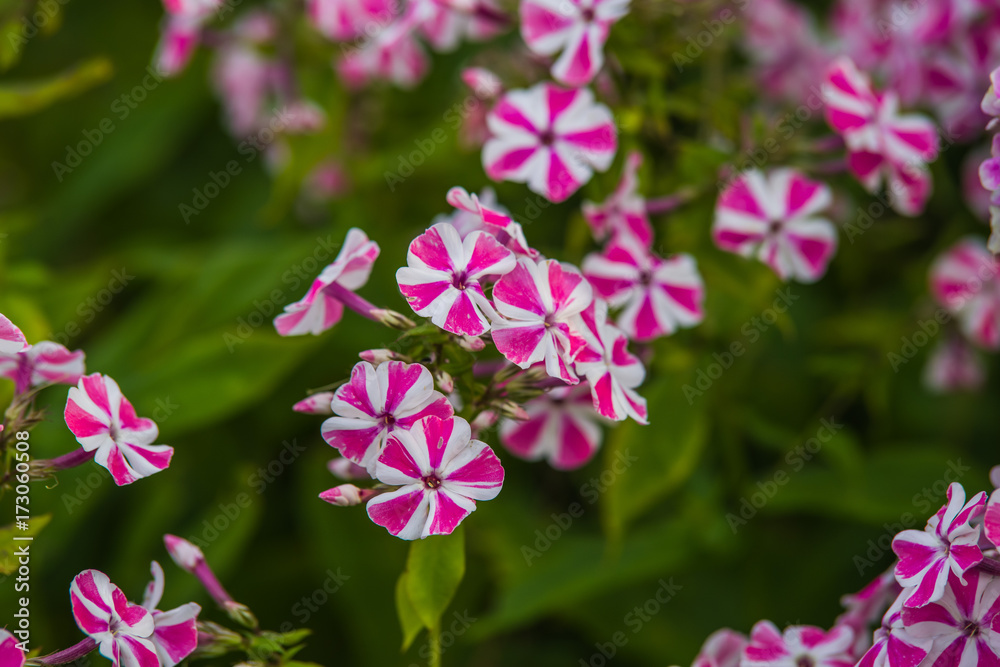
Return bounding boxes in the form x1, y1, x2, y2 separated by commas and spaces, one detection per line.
1, 1, 998, 665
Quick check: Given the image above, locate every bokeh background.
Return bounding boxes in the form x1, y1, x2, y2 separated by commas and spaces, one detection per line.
1, 0, 999, 665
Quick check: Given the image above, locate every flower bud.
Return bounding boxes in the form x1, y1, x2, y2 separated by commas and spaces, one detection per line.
456, 335, 486, 351
495, 399, 530, 421
372, 309, 416, 330
327, 457, 369, 480
358, 348, 400, 364
470, 410, 498, 434
319, 484, 373, 507
224, 601, 259, 630
292, 392, 336, 415
164, 534, 206, 573
434, 370, 455, 394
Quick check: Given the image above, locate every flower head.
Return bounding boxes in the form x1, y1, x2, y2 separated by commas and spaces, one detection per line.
692, 628, 747, 667
483, 83, 617, 203
396, 222, 516, 336
64, 374, 173, 486
0, 341, 85, 394
929, 237, 1000, 350
583, 234, 704, 340
412, 0, 507, 52
322, 361, 454, 474
582, 151, 653, 247
742, 621, 854, 667
856, 597, 930, 667
892, 482, 986, 608
140, 562, 201, 667
499, 385, 603, 470
71, 570, 158, 667
822, 57, 939, 216
337, 10, 428, 88
519, 0, 630, 87
923, 337, 986, 393
307, 0, 396, 41
444, 187, 538, 258
154, 0, 224, 76
712, 168, 837, 283
274, 228, 380, 337
367, 415, 504, 539
0, 630, 25, 667
490, 258, 593, 384
0, 314, 27, 355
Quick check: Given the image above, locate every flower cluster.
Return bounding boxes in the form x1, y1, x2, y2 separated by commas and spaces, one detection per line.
0, 313, 174, 487
690, 479, 1000, 667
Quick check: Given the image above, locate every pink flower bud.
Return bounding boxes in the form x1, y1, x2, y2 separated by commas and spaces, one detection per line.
457, 335, 486, 351
319, 484, 373, 507
470, 409, 497, 434
435, 370, 455, 394
358, 348, 400, 364
327, 457, 370, 480
372, 309, 416, 330
292, 392, 336, 415
164, 534, 206, 572
462, 67, 502, 99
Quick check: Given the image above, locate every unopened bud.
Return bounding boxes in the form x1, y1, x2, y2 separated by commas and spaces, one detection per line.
372, 309, 416, 330
495, 400, 530, 421
192, 621, 244, 658
292, 392, 336, 415
224, 601, 259, 630
470, 410, 498, 434
319, 484, 375, 506
456, 335, 486, 351
164, 534, 206, 572
435, 370, 455, 393
359, 348, 400, 364
327, 457, 370, 480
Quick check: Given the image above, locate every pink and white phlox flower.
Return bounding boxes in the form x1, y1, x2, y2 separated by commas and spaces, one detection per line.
582, 151, 653, 247
499, 385, 603, 470
929, 237, 1000, 350
71, 570, 158, 667
0, 341, 85, 394
742, 621, 855, 667
140, 562, 201, 667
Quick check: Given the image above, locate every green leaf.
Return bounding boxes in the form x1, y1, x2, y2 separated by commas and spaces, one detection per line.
0, 514, 51, 574
395, 572, 425, 651
404, 525, 465, 629
0, 57, 112, 118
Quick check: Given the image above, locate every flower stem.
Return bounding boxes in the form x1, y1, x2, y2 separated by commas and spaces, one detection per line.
30, 638, 97, 665
645, 187, 697, 215
979, 557, 1000, 577
429, 624, 442, 667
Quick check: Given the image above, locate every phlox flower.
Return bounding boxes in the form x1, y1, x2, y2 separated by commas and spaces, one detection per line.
519, 0, 629, 87
923, 25, 1000, 140
490, 258, 593, 385
0, 630, 25, 667
822, 57, 939, 216
902, 569, 1000, 667
983, 66, 1000, 131
892, 482, 986, 608
0, 314, 27, 355
483, 83, 617, 203
396, 222, 516, 336
154, 0, 224, 77
836, 569, 901, 659
337, 10, 429, 89
712, 168, 837, 283
64, 374, 173, 486
928, 237, 1000, 350
742, 621, 855, 667
71, 570, 158, 667
691, 628, 747, 667
307, 0, 396, 41
412, 0, 507, 52
923, 337, 986, 394
583, 234, 704, 341
569, 300, 647, 423
443, 187, 537, 258
321, 361, 453, 474
582, 151, 653, 247
856, 597, 931, 667
367, 415, 504, 539
0, 341, 85, 394
499, 385, 603, 470
274, 228, 380, 337
139, 563, 201, 667
212, 40, 276, 137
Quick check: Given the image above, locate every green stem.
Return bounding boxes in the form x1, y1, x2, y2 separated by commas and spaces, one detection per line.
429, 624, 442, 667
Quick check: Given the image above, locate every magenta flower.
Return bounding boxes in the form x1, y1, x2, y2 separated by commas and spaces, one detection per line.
367, 415, 504, 540
929, 237, 1000, 350
856, 598, 931, 667
444, 187, 538, 258
0, 314, 27, 355
836, 569, 902, 659
490, 258, 594, 385
292, 392, 337, 415
140, 563, 201, 667
321, 361, 454, 474
337, 11, 428, 89
499, 385, 603, 470
154, 0, 223, 76
307, 0, 396, 41
274, 228, 380, 337
396, 222, 516, 336
0, 630, 25, 667
903, 569, 1000, 667
742, 621, 854, 667
570, 300, 648, 423
583, 235, 704, 341
691, 628, 747, 667
412, 0, 507, 52
923, 337, 986, 394
712, 169, 838, 283
70, 570, 158, 667
212, 39, 275, 138
821, 57, 939, 216
163, 535, 235, 609
892, 482, 986, 608
0, 341, 85, 394
64, 374, 173, 486
483, 83, 617, 203
582, 151, 653, 248
519, 0, 629, 87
